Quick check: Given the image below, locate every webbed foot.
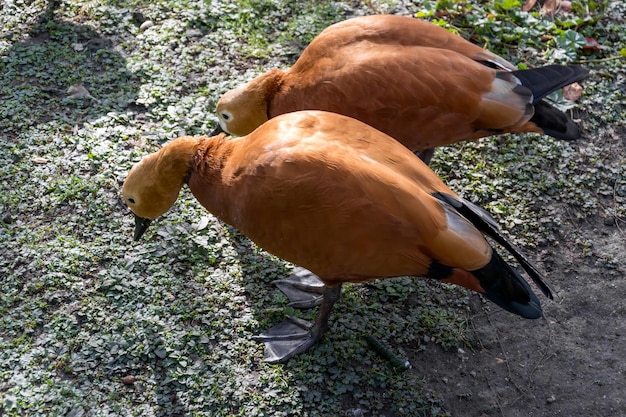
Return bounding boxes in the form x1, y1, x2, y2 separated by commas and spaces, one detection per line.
253, 316, 318, 363
273, 267, 325, 309
254, 285, 342, 363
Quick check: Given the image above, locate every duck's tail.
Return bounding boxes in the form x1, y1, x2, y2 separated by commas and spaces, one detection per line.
504, 65, 589, 140
529, 100, 581, 140
449, 250, 543, 319
432, 192, 555, 306
511, 65, 589, 103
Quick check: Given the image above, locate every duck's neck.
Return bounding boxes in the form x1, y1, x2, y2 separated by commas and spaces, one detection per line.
253, 69, 285, 102
186, 135, 236, 223
159, 136, 203, 187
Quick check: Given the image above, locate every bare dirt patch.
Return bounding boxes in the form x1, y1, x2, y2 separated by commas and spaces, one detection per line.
414, 175, 626, 416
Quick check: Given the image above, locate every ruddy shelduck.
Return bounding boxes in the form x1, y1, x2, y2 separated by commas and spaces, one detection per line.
213, 15, 588, 162
122, 111, 553, 363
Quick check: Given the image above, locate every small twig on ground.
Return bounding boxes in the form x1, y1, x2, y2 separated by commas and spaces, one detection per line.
614, 180, 625, 235
482, 308, 530, 399
527, 314, 555, 385
573, 55, 626, 64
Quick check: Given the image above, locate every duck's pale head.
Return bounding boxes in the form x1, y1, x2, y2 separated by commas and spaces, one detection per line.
215, 70, 285, 137
215, 86, 269, 137
122, 151, 187, 241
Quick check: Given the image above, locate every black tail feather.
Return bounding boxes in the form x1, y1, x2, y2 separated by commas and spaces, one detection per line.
512, 65, 589, 103
471, 250, 543, 319
530, 100, 580, 140
432, 192, 555, 300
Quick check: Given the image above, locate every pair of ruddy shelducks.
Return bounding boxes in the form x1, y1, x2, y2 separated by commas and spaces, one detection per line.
122, 15, 587, 363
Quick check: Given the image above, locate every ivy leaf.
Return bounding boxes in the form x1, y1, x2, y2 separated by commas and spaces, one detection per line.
554, 29, 586, 60
495, 0, 521, 11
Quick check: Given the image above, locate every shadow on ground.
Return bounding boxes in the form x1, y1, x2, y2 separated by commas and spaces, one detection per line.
0, 1, 146, 140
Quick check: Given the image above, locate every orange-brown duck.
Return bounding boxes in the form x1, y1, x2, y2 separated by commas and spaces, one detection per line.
213, 15, 587, 163
123, 111, 553, 363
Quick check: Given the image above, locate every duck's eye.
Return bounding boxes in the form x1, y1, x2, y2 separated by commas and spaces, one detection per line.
221, 112, 230, 121
127, 197, 136, 204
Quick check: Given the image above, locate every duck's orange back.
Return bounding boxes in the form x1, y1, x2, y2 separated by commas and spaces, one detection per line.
189, 111, 492, 283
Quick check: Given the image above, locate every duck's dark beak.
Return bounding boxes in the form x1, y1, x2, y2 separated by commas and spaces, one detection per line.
210, 123, 224, 137
133, 214, 152, 241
